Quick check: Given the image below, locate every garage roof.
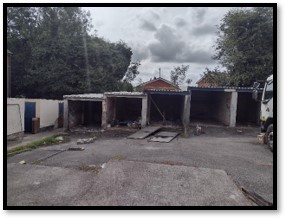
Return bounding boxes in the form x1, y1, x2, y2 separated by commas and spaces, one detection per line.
63, 93, 104, 100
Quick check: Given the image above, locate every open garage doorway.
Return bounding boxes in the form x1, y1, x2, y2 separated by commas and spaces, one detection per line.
68, 100, 102, 129
148, 93, 185, 125
190, 90, 232, 126
106, 97, 142, 126
236, 92, 261, 126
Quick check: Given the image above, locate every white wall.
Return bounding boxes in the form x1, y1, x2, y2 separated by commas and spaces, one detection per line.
7, 98, 25, 135
39, 99, 59, 128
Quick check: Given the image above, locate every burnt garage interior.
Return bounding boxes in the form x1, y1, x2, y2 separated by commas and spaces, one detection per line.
236, 91, 261, 125
147, 91, 187, 125
106, 97, 142, 125
189, 90, 232, 126
68, 100, 103, 129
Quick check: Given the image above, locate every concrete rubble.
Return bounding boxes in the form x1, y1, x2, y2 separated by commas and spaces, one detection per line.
77, 137, 96, 145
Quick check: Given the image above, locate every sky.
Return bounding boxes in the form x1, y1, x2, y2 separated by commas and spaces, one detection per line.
85, 7, 230, 85
85, 7, 233, 87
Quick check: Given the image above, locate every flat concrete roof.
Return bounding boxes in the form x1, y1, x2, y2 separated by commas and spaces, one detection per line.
63, 93, 104, 101
104, 92, 146, 98
188, 86, 263, 93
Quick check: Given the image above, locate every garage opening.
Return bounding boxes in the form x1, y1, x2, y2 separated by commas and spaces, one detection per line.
107, 97, 142, 126
149, 94, 185, 125
236, 92, 260, 125
190, 90, 231, 126
68, 100, 102, 129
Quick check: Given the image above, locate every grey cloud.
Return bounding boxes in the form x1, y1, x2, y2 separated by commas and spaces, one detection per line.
148, 25, 184, 62
148, 24, 215, 64
191, 24, 217, 36
131, 46, 149, 61
140, 19, 157, 31
190, 7, 207, 23
150, 10, 160, 20
174, 16, 188, 27
176, 49, 215, 64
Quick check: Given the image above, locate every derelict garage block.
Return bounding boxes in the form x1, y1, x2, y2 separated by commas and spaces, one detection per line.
188, 87, 237, 127
145, 90, 191, 126
102, 92, 147, 129
63, 94, 104, 131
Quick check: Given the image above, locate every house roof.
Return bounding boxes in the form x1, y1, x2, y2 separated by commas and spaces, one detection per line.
136, 77, 179, 89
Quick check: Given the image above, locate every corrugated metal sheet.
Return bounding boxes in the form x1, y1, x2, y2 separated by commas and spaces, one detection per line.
63, 93, 104, 100
188, 86, 263, 92
104, 92, 145, 96
144, 89, 190, 95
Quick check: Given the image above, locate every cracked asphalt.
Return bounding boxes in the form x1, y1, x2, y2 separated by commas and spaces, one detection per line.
6, 126, 273, 206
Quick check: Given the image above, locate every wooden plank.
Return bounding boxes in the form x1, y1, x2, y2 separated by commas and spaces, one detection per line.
149, 131, 179, 143
127, 126, 161, 139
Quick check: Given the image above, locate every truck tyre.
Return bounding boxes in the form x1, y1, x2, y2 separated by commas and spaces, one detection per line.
266, 124, 273, 152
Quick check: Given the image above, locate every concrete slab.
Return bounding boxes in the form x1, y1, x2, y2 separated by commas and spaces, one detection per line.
149, 131, 179, 143
127, 126, 161, 139
7, 160, 253, 206
76, 160, 253, 206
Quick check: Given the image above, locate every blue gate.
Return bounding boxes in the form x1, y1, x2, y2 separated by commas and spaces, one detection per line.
24, 102, 36, 133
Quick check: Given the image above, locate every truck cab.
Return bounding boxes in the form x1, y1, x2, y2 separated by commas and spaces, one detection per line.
253, 75, 273, 151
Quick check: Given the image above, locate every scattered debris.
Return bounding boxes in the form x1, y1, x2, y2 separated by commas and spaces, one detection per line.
194, 125, 202, 136
149, 131, 179, 143
100, 163, 106, 168
55, 136, 64, 142
236, 130, 243, 134
19, 160, 26, 165
78, 164, 100, 172
241, 187, 273, 206
257, 133, 266, 144
68, 147, 85, 151
77, 137, 96, 145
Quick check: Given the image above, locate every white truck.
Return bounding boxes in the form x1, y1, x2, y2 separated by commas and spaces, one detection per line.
253, 75, 273, 151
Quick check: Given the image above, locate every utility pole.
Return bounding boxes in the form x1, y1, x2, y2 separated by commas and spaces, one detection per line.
159, 68, 161, 78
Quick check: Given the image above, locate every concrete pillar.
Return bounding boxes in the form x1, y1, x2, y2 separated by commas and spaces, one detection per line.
101, 97, 107, 129
63, 99, 69, 131
229, 91, 238, 127
182, 94, 191, 126
141, 96, 148, 127
147, 94, 151, 125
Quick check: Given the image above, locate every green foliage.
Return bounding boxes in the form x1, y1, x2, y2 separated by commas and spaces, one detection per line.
170, 64, 190, 86
7, 7, 133, 99
7, 134, 69, 156
124, 61, 141, 83
214, 7, 273, 86
201, 67, 230, 86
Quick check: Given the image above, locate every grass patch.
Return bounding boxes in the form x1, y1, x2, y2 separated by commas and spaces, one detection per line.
78, 164, 101, 173
7, 134, 70, 156
111, 154, 124, 161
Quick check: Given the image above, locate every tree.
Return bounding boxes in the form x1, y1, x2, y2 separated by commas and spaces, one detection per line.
123, 61, 141, 83
213, 7, 273, 86
170, 64, 190, 86
7, 7, 133, 99
200, 67, 230, 86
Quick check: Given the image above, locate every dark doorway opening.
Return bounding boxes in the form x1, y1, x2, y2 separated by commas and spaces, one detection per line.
190, 91, 231, 126
149, 94, 184, 125
236, 92, 260, 125
68, 100, 102, 129
115, 97, 142, 125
